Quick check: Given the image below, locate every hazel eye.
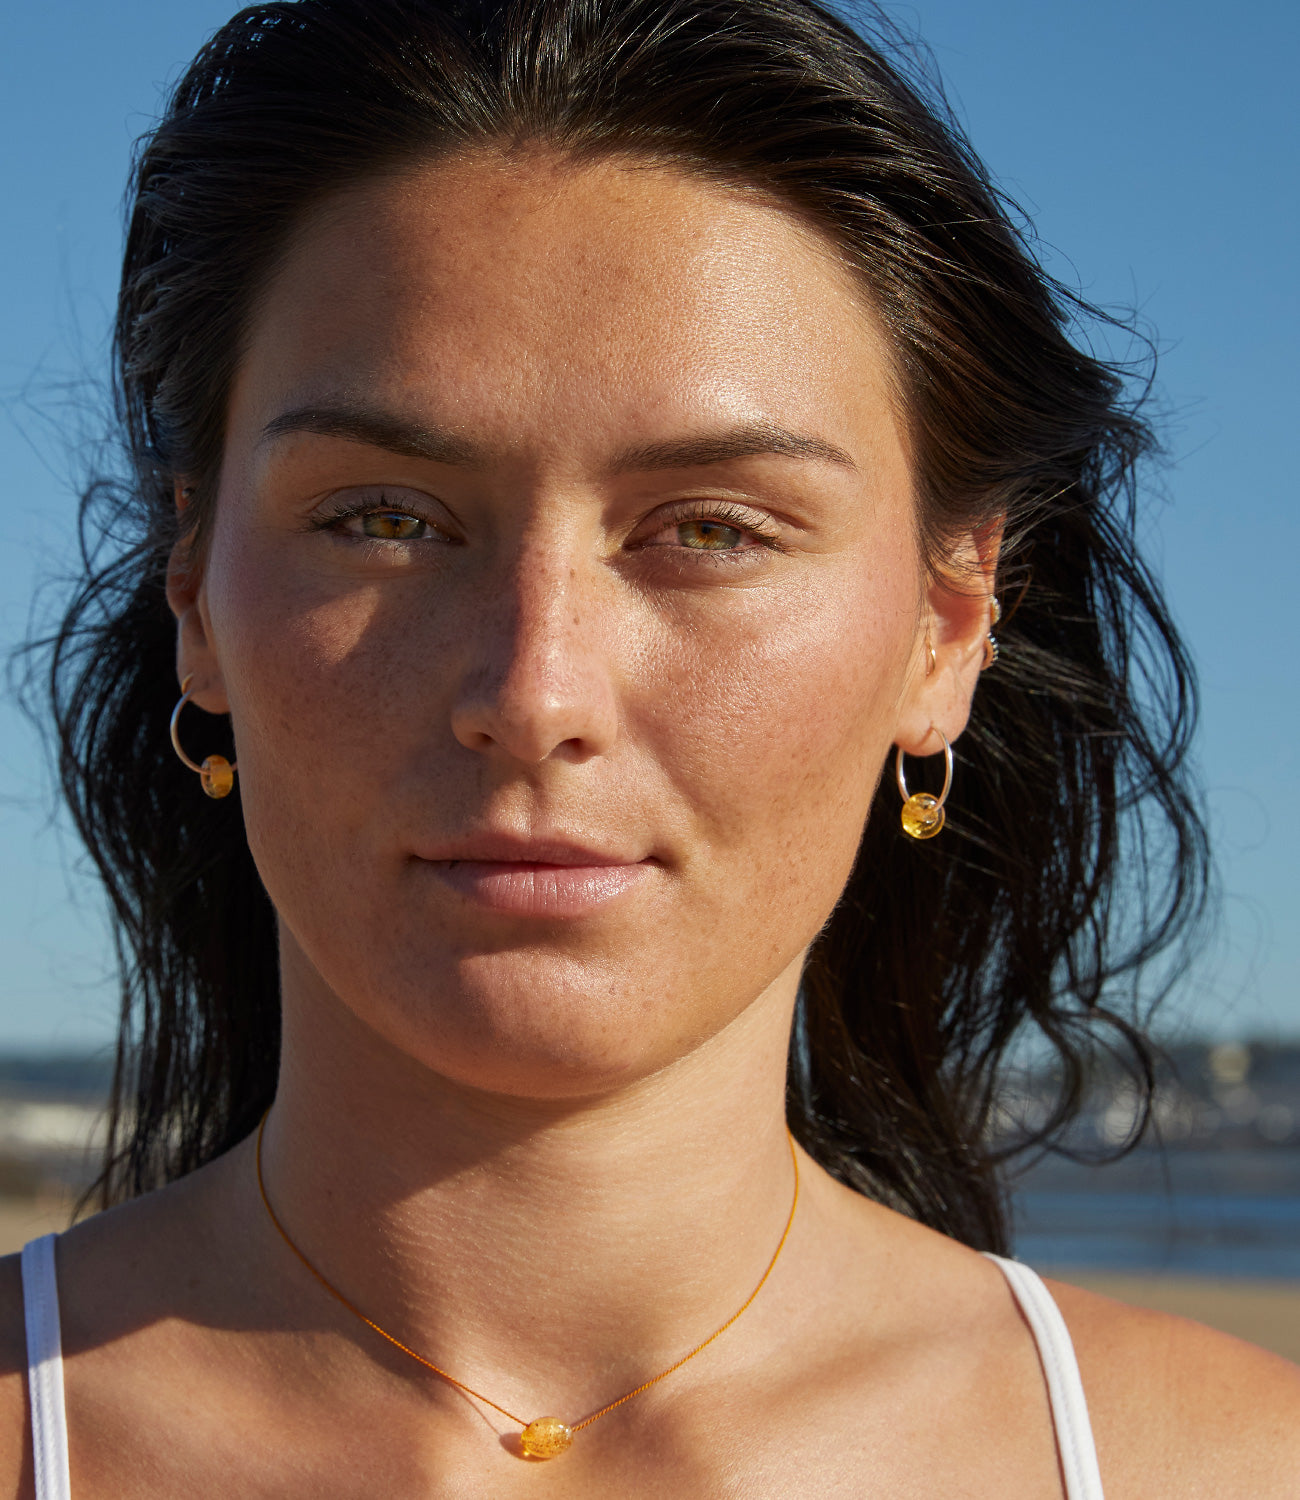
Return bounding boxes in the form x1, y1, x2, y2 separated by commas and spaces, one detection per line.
640, 504, 779, 554
676, 519, 746, 551
360, 510, 428, 540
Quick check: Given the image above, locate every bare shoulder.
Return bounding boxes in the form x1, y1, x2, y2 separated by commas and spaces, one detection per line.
1047, 1276, 1300, 1500
0, 1251, 32, 1498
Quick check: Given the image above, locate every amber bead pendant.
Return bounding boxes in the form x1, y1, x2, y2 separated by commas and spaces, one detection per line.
169, 676, 238, 799
519, 1418, 574, 1459
255, 1117, 801, 1465
896, 732, 952, 841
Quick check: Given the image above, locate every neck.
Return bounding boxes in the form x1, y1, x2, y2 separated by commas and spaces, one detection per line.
255, 964, 804, 1420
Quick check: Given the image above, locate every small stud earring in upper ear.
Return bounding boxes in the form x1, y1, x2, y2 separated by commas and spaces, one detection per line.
981, 594, 1001, 671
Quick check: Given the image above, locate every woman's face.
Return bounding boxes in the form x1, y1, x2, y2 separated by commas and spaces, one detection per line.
172, 149, 985, 1097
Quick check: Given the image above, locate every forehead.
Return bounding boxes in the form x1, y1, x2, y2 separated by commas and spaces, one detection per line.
234, 148, 907, 468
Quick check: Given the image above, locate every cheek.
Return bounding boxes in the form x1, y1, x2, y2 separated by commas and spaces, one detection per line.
633, 552, 918, 931
196, 518, 449, 897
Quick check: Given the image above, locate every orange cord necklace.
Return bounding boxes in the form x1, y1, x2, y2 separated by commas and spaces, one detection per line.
255, 1115, 799, 1459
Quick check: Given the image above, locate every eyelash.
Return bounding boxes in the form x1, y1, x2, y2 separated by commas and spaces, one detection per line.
645, 500, 787, 556
309, 492, 452, 544
308, 493, 786, 556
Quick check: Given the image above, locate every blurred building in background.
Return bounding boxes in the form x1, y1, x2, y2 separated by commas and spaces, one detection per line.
0, 1053, 111, 1201
1001, 1041, 1300, 1281
996, 1040, 1300, 1156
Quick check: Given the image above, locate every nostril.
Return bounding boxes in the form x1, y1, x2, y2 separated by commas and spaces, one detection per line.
446, 587, 620, 764
449, 664, 619, 765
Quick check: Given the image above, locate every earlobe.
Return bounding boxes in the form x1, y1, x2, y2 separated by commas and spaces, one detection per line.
165, 490, 229, 713
166, 538, 196, 618
168, 593, 229, 714
166, 476, 201, 619
894, 527, 1002, 757
893, 609, 979, 757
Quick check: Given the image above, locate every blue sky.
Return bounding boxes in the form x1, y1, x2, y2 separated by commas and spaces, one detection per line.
1, 0, 1296, 1048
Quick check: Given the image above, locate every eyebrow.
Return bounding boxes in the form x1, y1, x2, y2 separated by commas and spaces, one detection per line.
260, 404, 479, 465
609, 420, 856, 473
260, 403, 857, 473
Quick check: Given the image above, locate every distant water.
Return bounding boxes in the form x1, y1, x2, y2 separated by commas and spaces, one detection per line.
1009, 1148, 1300, 1279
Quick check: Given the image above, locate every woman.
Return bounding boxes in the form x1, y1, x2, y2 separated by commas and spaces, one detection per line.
5, 0, 1297, 1493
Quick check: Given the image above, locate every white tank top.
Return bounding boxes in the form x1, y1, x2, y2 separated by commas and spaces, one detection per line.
19, 1233, 1104, 1498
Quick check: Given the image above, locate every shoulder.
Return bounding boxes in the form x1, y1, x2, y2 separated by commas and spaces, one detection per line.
1047, 1275, 1300, 1500
0, 1249, 32, 1496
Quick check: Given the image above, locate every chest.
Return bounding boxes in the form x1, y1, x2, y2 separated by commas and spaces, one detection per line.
53, 1329, 1072, 1500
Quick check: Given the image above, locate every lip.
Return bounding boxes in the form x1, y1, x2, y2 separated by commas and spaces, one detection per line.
413, 834, 656, 917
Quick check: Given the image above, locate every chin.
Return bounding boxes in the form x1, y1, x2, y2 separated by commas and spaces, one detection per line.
331, 942, 708, 1101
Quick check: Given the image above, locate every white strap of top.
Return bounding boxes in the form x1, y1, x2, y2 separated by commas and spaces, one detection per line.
21, 1234, 72, 1500
985, 1253, 1105, 1500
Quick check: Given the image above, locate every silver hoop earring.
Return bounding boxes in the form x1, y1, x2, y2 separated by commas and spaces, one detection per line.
896, 730, 952, 840
170, 675, 237, 799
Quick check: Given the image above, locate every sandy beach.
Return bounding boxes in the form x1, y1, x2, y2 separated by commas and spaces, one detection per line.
0, 1196, 1294, 1365
1062, 1271, 1300, 1364
0, 1197, 75, 1257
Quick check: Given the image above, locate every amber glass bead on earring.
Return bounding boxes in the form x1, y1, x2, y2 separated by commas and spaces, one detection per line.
901, 792, 944, 840
520, 1418, 573, 1459
199, 755, 234, 799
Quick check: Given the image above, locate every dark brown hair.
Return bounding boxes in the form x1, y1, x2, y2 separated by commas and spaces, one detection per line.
36, 0, 1207, 1249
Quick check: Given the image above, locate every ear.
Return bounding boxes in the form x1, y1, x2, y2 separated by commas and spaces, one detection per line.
166, 479, 230, 713
894, 518, 1001, 757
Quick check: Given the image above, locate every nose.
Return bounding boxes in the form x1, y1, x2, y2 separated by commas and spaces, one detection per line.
449, 550, 620, 765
